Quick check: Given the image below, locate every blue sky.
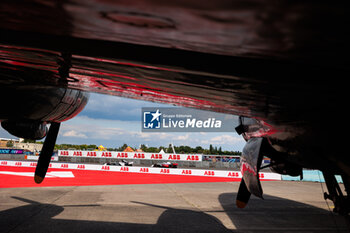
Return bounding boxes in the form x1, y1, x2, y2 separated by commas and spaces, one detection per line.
0, 93, 245, 151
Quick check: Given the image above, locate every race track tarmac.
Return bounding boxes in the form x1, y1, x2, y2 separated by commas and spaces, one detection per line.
0, 181, 348, 233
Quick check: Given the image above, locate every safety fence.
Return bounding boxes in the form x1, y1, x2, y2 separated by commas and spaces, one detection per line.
0, 160, 282, 180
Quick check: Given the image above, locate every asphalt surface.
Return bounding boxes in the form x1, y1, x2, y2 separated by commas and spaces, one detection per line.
0, 181, 348, 233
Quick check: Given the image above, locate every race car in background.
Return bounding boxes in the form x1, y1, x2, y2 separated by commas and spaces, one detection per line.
104, 160, 134, 166
152, 162, 178, 168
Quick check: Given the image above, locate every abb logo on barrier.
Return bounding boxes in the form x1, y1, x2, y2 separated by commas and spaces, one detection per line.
117, 152, 128, 158
87, 152, 97, 157
102, 152, 112, 157
61, 164, 69, 168
30, 162, 37, 167
259, 173, 265, 178
73, 151, 82, 156
160, 168, 170, 173
228, 172, 239, 177
204, 171, 215, 176
1, 161, 8, 165
77, 165, 85, 169
182, 170, 192, 175
60, 151, 69, 156
15, 162, 22, 166
151, 154, 163, 159
134, 153, 145, 159
186, 155, 199, 161
140, 168, 149, 173
101, 166, 110, 170
120, 167, 129, 172
168, 154, 180, 160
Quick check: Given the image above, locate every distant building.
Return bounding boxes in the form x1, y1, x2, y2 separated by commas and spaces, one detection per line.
0, 137, 43, 152
0, 138, 20, 148
15, 142, 43, 152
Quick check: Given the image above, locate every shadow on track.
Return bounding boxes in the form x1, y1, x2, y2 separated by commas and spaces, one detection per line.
0, 194, 348, 233
218, 192, 348, 232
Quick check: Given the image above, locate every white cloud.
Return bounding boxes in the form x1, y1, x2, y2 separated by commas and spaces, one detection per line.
174, 134, 190, 141
200, 134, 244, 148
62, 130, 88, 138
210, 135, 242, 144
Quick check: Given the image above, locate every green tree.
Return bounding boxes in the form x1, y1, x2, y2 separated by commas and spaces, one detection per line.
209, 144, 213, 154
140, 144, 147, 151
145, 147, 158, 152
120, 144, 128, 151
22, 139, 36, 143
6, 140, 14, 148
194, 146, 203, 153
167, 144, 172, 153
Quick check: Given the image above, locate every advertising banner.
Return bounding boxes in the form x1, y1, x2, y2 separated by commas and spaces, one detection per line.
0, 149, 24, 154
58, 150, 202, 161
0, 160, 282, 180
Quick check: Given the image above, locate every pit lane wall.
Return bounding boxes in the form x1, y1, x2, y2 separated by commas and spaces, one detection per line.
0, 160, 281, 180
58, 150, 202, 161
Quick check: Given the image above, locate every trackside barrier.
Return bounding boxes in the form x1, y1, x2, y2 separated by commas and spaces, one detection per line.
0, 160, 282, 180
58, 150, 202, 161
26, 155, 58, 161
282, 170, 343, 183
